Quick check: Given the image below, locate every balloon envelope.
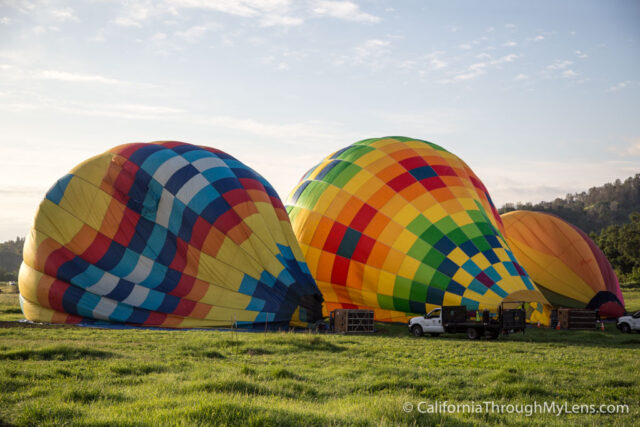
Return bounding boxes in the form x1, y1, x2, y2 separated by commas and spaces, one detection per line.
286, 137, 546, 321
19, 141, 323, 328
501, 210, 625, 317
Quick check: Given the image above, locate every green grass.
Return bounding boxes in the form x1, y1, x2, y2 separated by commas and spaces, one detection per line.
1, 283, 639, 426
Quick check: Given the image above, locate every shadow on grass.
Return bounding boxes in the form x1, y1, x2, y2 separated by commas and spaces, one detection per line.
17, 406, 80, 426
178, 344, 225, 359
109, 363, 167, 376
64, 389, 129, 404
0, 345, 114, 361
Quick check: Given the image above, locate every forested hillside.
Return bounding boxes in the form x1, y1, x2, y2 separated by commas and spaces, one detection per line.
499, 174, 640, 234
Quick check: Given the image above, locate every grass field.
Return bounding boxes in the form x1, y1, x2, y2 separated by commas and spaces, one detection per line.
1, 283, 639, 426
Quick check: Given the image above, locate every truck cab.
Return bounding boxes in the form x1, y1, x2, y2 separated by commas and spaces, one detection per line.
408, 308, 444, 337
617, 310, 640, 333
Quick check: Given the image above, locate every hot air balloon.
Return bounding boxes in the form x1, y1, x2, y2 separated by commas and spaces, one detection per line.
286, 136, 546, 322
501, 210, 625, 318
19, 141, 323, 328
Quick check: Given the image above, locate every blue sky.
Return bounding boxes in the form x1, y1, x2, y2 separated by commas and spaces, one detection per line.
1, 0, 639, 241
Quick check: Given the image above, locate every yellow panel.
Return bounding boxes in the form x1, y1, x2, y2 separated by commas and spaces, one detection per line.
34, 199, 84, 245
447, 247, 469, 267
471, 253, 491, 270
443, 293, 462, 306
424, 204, 448, 223
392, 229, 418, 253
377, 270, 396, 296
313, 185, 341, 215
393, 203, 420, 227
398, 256, 420, 278
69, 152, 111, 187
452, 268, 474, 286
200, 284, 252, 308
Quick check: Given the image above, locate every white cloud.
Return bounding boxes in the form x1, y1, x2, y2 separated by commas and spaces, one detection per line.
312, 1, 380, 23
446, 53, 520, 82
546, 60, 573, 70
607, 81, 634, 92
575, 50, 588, 59
534, 35, 544, 41
514, 73, 528, 81
458, 43, 472, 50
51, 7, 77, 22
175, 25, 209, 42
1, 17, 10, 25
503, 41, 517, 47
561, 69, 578, 78
37, 70, 129, 85
353, 39, 390, 63
486, 26, 495, 33
505, 23, 517, 30
260, 14, 303, 27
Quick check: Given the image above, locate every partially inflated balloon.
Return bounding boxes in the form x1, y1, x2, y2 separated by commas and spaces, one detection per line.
19, 141, 323, 328
286, 137, 546, 322
501, 210, 624, 317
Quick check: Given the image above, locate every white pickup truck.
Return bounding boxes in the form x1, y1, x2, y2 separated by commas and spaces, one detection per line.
408, 304, 526, 340
409, 308, 445, 337
617, 311, 640, 333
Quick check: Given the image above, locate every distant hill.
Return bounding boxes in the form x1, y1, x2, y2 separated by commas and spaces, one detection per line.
0, 237, 24, 282
498, 174, 640, 234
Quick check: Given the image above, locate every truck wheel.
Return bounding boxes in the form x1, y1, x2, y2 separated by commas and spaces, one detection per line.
466, 327, 480, 340
430, 333, 441, 337
411, 325, 423, 337
619, 323, 631, 334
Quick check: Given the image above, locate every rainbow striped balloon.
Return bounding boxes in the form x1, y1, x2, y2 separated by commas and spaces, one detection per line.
19, 141, 323, 328
286, 137, 546, 322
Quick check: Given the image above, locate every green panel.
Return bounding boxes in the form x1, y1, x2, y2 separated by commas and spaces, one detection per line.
435, 216, 458, 234
409, 281, 428, 303
377, 294, 394, 310
337, 145, 374, 162
332, 163, 362, 188
286, 205, 299, 218
298, 180, 329, 209
393, 276, 412, 300
423, 248, 445, 268
431, 271, 450, 290
392, 297, 411, 313
461, 223, 483, 239
476, 221, 494, 236
407, 214, 431, 236
322, 161, 351, 183
467, 210, 485, 224
447, 228, 469, 245
471, 237, 491, 252
354, 138, 380, 146
407, 239, 431, 261
415, 263, 436, 284
420, 225, 445, 246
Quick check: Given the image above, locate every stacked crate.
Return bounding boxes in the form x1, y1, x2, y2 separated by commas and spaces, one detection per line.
557, 308, 597, 330
331, 309, 374, 333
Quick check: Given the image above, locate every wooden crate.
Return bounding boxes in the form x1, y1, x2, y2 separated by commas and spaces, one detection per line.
557, 308, 596, 330
331, 309, 374, 333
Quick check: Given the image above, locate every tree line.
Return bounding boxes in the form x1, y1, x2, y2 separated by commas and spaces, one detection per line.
499, 174, 640, 235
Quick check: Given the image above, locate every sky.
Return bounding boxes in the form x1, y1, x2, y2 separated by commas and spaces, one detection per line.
1, 0, 639, 242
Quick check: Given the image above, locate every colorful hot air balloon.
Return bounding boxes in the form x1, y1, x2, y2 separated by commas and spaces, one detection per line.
19, 141, 323, 328
501, 210, 625, 318
286, 136, 546, 322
